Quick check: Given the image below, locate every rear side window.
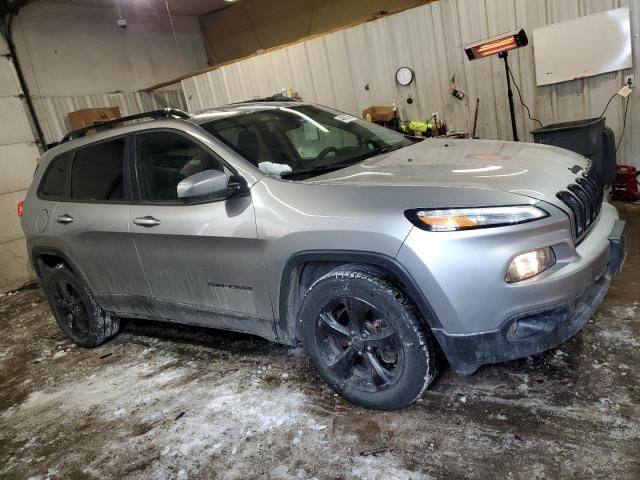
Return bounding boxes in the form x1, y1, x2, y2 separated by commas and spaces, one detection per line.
71, 138, 126, 202
135, 132, 230, 203
39, 154, 69, 199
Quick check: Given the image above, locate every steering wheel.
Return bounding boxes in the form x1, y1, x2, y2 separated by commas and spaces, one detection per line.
317, 146, 339, 161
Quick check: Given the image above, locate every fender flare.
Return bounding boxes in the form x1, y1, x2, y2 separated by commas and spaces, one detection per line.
277, 250, 443, 341
30, 246, 91, 288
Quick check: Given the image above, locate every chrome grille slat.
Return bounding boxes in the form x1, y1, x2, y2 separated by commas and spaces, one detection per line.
556, 164, 603, 242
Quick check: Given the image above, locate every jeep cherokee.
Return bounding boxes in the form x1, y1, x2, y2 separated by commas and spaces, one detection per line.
20, 103, 625, 410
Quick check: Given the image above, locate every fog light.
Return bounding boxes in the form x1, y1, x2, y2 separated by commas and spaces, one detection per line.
506, 247, 555, 283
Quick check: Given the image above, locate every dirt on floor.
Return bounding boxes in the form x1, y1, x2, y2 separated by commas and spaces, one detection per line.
1, 211, 639, 480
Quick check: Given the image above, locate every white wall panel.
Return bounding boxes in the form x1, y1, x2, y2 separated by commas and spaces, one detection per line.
183, 0, 639, 168
0, 143, 39, 193
0, 190, 29, 246
0, 54, 20, 97
13, 1, 208, 97
0, 97, 37, 146
0, 36, 35, 292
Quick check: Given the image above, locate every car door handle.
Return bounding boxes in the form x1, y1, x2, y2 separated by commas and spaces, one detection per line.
134, 216, 161, 228
55, 214, 74, 224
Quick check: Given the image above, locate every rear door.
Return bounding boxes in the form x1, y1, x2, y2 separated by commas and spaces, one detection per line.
128, 129, 274, 338
51, 136, 151, 313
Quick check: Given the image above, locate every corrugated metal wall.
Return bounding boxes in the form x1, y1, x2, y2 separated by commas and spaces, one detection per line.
183, 0, 639, 167
34, 90, 188, 144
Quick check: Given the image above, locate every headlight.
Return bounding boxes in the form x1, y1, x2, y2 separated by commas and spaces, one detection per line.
506, 247, 556, 283
406, 205, 548, 232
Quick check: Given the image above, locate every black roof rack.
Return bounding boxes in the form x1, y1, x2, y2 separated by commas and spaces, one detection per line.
59, 108, 191, 145
236, 94, 301, 104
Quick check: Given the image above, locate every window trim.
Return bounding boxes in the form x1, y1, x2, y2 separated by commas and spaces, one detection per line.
37, 152, 71, 201
131, 128, 243, 206
60, 134, 132, 205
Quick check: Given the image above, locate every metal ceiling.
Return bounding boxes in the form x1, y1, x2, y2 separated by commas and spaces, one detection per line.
44, 0, 231, 16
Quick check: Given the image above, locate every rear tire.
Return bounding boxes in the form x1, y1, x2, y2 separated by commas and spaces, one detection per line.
300, 264, 439, 410
44, 264, 120, 347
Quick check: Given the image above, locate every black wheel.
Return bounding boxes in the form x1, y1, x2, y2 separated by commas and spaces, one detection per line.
300, 265, 439, 410
44, 264, 120, 347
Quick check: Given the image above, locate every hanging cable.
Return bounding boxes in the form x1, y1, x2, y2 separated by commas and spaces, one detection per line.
598, 92, 618, 119
164, 0, 184, 70
615, 95, 630, 153
506, 64, 543, 128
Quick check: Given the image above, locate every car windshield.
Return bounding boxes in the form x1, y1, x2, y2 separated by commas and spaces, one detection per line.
199, 104, 414, 180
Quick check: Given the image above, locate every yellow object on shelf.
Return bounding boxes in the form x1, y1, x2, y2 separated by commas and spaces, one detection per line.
399, 121, 436, 133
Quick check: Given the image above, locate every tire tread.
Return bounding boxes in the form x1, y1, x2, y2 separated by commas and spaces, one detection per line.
48, 263, 120, 347
302, 263, 439, 409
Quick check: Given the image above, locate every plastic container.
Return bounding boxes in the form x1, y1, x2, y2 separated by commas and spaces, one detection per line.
531, 117, 606, 177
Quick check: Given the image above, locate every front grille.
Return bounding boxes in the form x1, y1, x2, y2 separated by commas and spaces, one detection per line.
556, 164, 604, 242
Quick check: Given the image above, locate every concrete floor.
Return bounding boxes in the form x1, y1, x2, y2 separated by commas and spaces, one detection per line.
1, 211, 638, 480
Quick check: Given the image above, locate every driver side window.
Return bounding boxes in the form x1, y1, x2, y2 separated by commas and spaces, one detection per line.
136, 131, 231, 203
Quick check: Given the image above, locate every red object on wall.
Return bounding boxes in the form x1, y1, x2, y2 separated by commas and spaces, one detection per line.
611, 165, 640, 201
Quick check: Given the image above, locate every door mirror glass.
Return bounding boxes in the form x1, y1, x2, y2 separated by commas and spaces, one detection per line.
177, 169, 229, 199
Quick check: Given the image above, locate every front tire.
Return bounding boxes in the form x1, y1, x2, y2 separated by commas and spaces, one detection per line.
44, 264, 120, 347
300, 265, 439, 410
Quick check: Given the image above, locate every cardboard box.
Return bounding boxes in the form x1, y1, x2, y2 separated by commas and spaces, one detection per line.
68, 107, 121, 131
362, 106, 395, 123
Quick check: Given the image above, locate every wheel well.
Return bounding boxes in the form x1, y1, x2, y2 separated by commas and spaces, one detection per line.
280, 259, 417, 343
34, 253, 73, 282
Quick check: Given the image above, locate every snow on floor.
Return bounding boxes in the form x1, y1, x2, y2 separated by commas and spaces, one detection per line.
3, 346, 433, 479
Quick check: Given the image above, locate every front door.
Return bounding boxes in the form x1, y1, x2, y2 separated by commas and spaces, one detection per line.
51, 136, 151, 313
128, 130, 274, 338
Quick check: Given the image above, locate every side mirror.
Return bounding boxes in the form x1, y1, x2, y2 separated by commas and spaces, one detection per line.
177, 169, 230, 200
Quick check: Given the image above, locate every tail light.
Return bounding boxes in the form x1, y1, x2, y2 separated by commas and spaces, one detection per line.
17, 201, 23, 218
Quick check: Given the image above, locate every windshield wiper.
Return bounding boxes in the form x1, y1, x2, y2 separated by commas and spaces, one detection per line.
280, 163, 353, 179
280, 144, 409, 180
372, 144, 408, 155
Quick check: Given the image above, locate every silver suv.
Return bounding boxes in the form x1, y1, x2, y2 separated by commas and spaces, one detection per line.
20, 103, 625, 410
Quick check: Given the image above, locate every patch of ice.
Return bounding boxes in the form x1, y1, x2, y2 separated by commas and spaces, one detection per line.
597, 327, 640, 348
351, 453, 433, 480
11, 353, 309, 477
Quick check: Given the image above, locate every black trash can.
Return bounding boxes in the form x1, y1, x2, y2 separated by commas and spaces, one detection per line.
531, 117, 612, 183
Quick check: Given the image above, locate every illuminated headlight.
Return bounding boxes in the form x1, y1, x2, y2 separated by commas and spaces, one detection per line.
406, 205, 548, 232
506, 247, 556, 283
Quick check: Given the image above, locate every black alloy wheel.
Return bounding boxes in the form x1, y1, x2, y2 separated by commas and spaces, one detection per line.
43, 264, 120, 347
51, 278, 91, 339
300, 264, 439, 410
315, 297, 403, 393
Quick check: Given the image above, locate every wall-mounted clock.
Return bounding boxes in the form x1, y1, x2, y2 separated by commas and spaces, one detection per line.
395, 67, 415, 86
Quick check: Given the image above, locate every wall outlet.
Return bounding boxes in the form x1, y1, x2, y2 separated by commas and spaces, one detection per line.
624, 74, 634, 87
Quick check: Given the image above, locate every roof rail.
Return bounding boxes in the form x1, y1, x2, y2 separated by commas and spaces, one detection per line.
236, 94, 301, 104
58, 108, 191, 144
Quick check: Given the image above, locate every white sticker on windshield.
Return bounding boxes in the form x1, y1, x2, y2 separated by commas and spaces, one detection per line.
334, 114, 358, 123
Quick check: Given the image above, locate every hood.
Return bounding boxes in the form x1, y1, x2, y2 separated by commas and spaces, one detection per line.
307, 139, 589, 206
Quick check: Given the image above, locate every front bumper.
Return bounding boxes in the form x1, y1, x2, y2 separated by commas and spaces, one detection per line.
397, 203, 624, 374
433, 272, 610, 374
